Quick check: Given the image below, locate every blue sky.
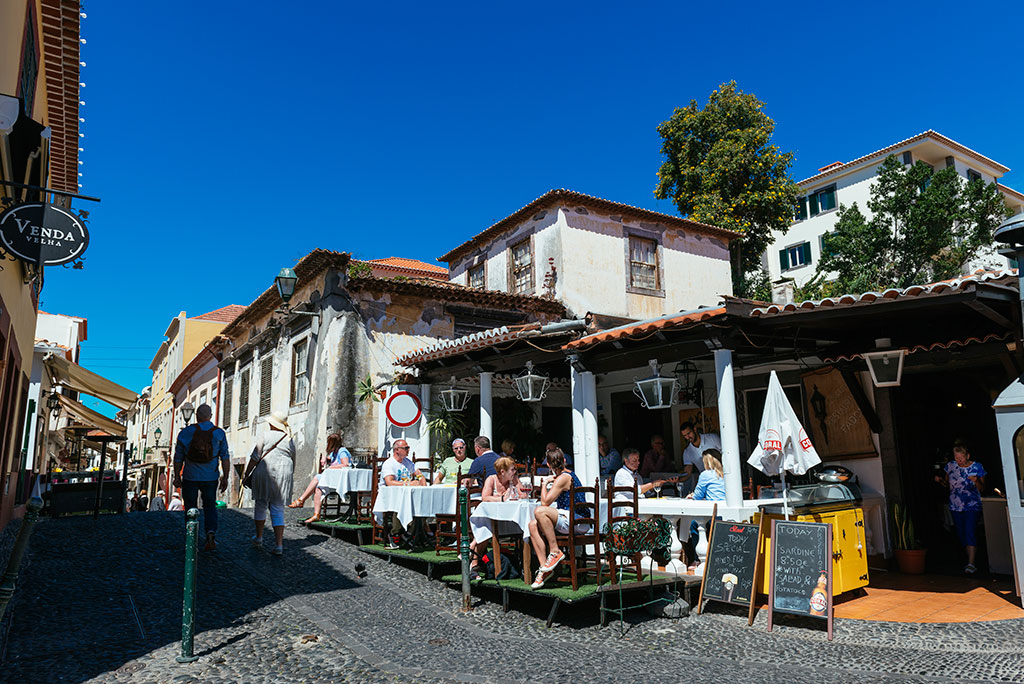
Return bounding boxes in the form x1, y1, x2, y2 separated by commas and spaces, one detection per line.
40, 1, 1024, 413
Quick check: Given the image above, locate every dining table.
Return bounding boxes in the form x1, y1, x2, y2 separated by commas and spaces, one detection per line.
372, 483, 458, 529
470, 499, 541, 583
317, 466, 374, 518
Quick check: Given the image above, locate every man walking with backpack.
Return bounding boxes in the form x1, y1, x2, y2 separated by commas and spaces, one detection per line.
173, 404, 230, 551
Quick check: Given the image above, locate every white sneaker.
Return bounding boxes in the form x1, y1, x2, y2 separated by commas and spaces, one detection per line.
251, 536, 262, 548
272, 546, 284, 556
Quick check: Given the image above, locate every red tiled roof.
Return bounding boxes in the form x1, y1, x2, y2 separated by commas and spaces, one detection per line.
823, 332, 1012, 363
194, 305, 247, 324
346, 276, 566, 315
396, 324, 542, 366
564, 307, 727, 351
367, 257, 447, 276
438, 189, 740, 262
750, 269, 1018, 317
797, 131, 1010, 187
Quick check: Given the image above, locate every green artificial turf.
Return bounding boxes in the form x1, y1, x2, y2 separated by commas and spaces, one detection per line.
309, 519, 372, 531
361, 544, 461, 563
438, 572, 649, 601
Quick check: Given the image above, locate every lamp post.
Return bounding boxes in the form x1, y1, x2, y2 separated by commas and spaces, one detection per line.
180, 401, 194, 426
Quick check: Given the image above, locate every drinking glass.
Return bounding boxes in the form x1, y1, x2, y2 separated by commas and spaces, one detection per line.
654, 483, 663, 499
508, 485, 519, 501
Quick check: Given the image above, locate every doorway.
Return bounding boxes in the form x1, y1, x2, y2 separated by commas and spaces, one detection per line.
610, 390, 674, 458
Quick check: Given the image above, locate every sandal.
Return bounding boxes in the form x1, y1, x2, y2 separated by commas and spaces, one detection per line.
303, 514, 321, 524
287, 499, 305, 508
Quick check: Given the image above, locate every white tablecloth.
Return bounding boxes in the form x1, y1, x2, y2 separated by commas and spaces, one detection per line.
470, 500, 542, 543
373, 485, 457, 528
317, 467, 373, 499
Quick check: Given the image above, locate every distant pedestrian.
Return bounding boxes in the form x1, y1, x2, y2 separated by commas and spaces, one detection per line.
138, 491, 150, 512
129, 491, 141, 512
173, 404, 230, 551
149, 490, 166, 511
243, 411, 295, 556
167, 492, 184, 511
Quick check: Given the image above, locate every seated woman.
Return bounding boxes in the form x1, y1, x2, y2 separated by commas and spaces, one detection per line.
685, 448, 726, 569
287, 433, 351, 522
527, 448, 588, 589
481, 457, 522, 501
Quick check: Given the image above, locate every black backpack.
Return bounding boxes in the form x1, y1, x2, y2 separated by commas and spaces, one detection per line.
480, 551, 521, 581
186, 426, 216, 463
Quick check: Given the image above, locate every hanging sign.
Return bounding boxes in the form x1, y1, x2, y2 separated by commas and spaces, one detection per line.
0, 202, 90, 266
385, 390, 422, 427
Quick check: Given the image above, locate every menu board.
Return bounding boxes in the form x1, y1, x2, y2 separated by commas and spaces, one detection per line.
767, 519, 833, 640
701, 520, 761, 607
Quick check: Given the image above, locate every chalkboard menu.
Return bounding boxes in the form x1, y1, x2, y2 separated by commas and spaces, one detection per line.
701, 520, 761, 606
767, 519, 833, 640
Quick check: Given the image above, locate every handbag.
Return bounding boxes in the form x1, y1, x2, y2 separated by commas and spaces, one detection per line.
241, 433, 287, 490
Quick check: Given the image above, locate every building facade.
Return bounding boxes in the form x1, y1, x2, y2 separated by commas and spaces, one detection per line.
440, 189, 737, 321
767, 131, 1024, 287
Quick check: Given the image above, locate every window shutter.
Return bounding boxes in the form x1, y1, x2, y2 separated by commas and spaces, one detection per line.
808, 193, 820, 216
902, 151, 912, 165
801, 242, 812, 265
222, 378, 232, 428
779, 249, 789, 271
945, 156, 955, 169
238, 368, 250, 425
259, 356, 273, 417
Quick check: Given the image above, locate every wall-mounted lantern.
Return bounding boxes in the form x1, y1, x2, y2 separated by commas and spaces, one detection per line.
634, 359, 679, 410
864, 338, 905, 388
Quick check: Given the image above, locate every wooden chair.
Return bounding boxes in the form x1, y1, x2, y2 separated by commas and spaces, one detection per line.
368, 455, 395, 546
413, 452, 435, 483
355, 451, 386, 525
434, 468, 482, 554
552, 477, 603, 591
605, 477, 643, 584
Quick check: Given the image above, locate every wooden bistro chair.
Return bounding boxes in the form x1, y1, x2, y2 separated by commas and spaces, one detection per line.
413, 452, 435, 484
368, 455, 395, 547
434, 469, 481, 555
552, 477, 603, 591
355, 451, 386, 525
605, 477, 643, 584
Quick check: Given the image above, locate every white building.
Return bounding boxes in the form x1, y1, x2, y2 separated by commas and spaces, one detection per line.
766, 131, 1024, 288
440, 189, 738, 320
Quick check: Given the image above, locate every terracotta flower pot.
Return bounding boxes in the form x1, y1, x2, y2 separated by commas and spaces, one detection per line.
894, 548, 927, 574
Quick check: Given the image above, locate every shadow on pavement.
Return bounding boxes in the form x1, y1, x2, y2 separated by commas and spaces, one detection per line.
0, 508, 359, 683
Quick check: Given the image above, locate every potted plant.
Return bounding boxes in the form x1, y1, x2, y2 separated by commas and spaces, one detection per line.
892, 502, 927, 574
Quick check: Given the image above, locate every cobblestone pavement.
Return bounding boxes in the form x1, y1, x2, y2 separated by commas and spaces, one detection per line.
2, 508, 1023, 683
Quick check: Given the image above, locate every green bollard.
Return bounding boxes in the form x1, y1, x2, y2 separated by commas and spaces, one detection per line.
176, 508, 200, 663
0, 496, 43, 621
458, 485, 472, 612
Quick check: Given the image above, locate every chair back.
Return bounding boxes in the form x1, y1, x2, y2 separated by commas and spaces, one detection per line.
606, 476, 639, 530
413, 451, 434, 482
566, 477, 600, 538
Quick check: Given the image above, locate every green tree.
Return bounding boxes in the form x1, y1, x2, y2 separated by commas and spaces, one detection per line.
809, 155, 1010, 295
654, 81, 799, 295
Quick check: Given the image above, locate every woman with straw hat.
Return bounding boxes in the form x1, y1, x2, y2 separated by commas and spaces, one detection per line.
244, 410, 296, 555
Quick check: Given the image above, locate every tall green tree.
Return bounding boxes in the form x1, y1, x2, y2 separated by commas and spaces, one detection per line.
655, 81, 799, 296
808, 155, 1011, 296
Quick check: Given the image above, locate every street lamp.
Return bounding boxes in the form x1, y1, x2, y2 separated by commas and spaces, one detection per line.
180, 401, 195, 425
47, 390, 61, 416
275, 267, 298, 303
438, 376, 470, 412
153, 427, 162, 446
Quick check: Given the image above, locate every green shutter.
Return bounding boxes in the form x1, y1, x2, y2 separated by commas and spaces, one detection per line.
809, 193, 820, 216
801, 242, 812, 265
779, 249, 789, 271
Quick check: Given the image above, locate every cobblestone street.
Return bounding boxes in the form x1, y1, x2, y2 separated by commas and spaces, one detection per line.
3, 509, 1024, 684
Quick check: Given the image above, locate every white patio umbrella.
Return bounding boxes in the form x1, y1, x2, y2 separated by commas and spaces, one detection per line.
747, 370, 821, 519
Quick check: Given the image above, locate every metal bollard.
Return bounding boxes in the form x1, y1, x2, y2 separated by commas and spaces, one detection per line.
0, 496, 43, 621
176, 508, 200, 663
458, 485, 472, 612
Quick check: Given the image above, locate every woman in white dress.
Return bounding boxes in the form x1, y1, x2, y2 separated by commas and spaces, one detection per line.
245, 410, 295, 555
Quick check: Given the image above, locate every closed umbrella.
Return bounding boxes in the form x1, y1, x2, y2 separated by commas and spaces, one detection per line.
747, 370, 821, 519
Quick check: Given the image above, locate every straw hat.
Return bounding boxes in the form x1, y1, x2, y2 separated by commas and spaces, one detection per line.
267, 410, 289, 433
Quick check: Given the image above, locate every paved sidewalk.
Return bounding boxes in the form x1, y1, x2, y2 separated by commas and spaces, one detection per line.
2, 508, 1023, 683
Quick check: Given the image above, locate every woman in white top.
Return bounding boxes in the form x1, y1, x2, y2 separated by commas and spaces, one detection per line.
244, 411, 296, 555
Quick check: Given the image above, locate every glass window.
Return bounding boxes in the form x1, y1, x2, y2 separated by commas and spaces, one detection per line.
781, 242, 812, 270
468, 263, 485, 289
809, 185, 837, 216
510, 239, 532, 294
628, 236, 659, 290
967, 169, 982, 183
291, 339, 309, 405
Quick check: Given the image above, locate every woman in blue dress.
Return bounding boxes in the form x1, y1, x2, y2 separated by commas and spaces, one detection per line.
936, 441, 986, 575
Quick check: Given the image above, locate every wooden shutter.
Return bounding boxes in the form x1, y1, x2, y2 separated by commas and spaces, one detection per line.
779, 249, 789, 271
801, 242, 812, 265
222, 377, 233, 428
238, 368, 250, 425
808, 192, 820, 216
259, 356, 273, 417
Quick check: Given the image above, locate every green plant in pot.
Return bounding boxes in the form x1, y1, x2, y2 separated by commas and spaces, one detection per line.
427, 400, 469, 461
892, 502, 927, 574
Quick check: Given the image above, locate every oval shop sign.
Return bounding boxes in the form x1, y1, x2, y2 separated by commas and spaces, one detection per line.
0, 202, 90, 266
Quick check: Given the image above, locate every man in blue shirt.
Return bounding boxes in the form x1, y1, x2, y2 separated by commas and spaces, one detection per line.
468, 435, 499, 484
172, 404, 230, 551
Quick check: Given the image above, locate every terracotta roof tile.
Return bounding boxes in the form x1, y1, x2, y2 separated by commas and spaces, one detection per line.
194, 305, 247, 324
823, 332, 1011, 363
367, 257, 447, 276
346, 276, 566, 315
439, 189, 740, 262
565, 307, 727, 351
396, 324, 542, 366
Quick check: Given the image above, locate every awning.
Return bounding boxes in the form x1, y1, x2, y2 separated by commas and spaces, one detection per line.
44, 353, 137, 409
57, 394, 126, 437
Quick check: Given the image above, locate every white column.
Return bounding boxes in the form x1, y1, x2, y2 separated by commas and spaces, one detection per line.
420, 383, 432, 465
581, 371, 599, 487
377, 385, 392, 458
714, 349, 744, 508
570, 366, 585, 472
479, 372, 493, 442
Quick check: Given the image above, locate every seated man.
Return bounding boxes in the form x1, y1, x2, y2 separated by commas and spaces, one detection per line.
380, 439, 426, 547
679, 422, 722, 496
598, 434, 622, 478
614, 448, 668, 502
639, 435, 670, 479
434, 438, 474, 484
468, 436, 500, 484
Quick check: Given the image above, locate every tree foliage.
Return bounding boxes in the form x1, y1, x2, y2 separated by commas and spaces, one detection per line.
654, 81, 799, 294
806, 155, 1010, 296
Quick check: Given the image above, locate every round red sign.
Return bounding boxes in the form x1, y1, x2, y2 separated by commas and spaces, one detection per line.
385, 391, 422, 427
